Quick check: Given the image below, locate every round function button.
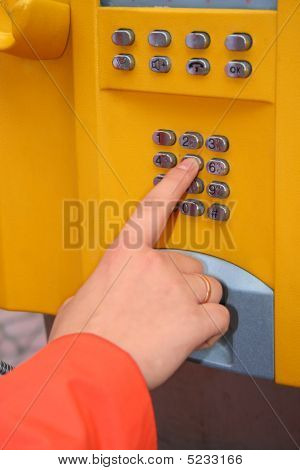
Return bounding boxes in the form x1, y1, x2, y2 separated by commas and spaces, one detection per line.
153, 152, 177, 169
180, 199, 205, 217
112, 29, 135, 46
153, 174, 165, 186
186, 58, 210, 76
112, 54, 135, 71
206, 159, 230, 176
152, 129, 176, 146
207, 181, 230, 199
225, 33, 252, 51
187, 178, 204, 195
148, 30, 172, 47
149, 56, 171, 73
179, 132, 204, 150
205, 135, 229, 152
207, 204, 230, 222
182, 154, 204, 171
186, 32, 211, 50
225, 61, 252, 79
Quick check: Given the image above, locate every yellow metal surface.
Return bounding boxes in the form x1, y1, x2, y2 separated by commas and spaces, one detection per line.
275, 0, 300, 387
0, 0, 299, 386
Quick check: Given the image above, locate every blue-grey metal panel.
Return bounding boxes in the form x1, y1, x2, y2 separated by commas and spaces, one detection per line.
101, 1, 277, 10
169, 251, 274, 380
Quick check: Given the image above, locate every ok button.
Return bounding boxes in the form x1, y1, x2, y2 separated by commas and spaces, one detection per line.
225, 61, 252, 78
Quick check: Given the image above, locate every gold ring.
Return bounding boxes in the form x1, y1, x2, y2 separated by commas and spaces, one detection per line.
198, 274, 212, 304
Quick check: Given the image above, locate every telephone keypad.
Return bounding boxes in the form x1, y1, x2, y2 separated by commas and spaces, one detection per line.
207, 204, 230, 222
153, 152, 177, 169
152, 128, 231, 221
150, 56, 171, 73
206, 158, 230, 176
148, 30, 172, 48
225, 33, 253, 51
225, 60, 252, 78
207, 181, 230, 199
186, 32, 211, 50
206, 135, 229, 152
179, 132, 204, 149
153, 129, 176, 146
180, 200, 205, 217
112, 54, 135, 71
112, 29, 135, 46
186, 58, 210, 76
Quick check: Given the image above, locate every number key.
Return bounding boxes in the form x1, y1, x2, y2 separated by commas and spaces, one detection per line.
153, 130, 176, 146
206, 135, 229, 152
153, 152, 177, 169
179, 132, 203, 149
206, 158, 230, 176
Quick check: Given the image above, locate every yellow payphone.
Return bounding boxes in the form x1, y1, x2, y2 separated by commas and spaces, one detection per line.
0, 0, 299, 387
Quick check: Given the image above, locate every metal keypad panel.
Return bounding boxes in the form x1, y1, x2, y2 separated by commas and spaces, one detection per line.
111, 26, 255, 78
152, 128, 231, 221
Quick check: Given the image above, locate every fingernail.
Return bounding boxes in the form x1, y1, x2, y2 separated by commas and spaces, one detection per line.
178, 156, 201, 170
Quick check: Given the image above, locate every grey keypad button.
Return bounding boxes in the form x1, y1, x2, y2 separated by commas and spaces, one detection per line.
186, 32, 211, 49
182, 154, 204, 171
180, 199, 205, 217
206, 159, 230, 176
225, 33, 252, 51
206, 135, 229, 152
153, 174, 165, 186
179, 132, 203, 149
149, 56, 171, 73
112, 29, 135, 46
152, 129, 176, 146
207, 204, 230, 222
187, 58, 210, 76
225, 60, 252, 78
153, 152, 177, 169
187, 178, 204, 194
207, 181, 230, 199
148, 30, 171, 47
112, 54, 135, 71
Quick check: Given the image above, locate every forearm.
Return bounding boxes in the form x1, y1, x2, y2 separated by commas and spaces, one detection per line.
0, 333, 157, 450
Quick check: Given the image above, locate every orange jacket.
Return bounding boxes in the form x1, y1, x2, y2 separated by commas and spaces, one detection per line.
0, 334, 157, 449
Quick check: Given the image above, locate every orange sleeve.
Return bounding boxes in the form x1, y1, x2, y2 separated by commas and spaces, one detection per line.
0, 333, 157, 450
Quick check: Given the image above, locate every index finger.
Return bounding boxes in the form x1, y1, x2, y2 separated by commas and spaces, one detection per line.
124, 157, 201, 247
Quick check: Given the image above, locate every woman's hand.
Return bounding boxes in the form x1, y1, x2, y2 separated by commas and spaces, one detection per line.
50, 158, 230, 389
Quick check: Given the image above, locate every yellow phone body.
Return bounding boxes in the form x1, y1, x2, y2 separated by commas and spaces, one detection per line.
0, 0, 299, 387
